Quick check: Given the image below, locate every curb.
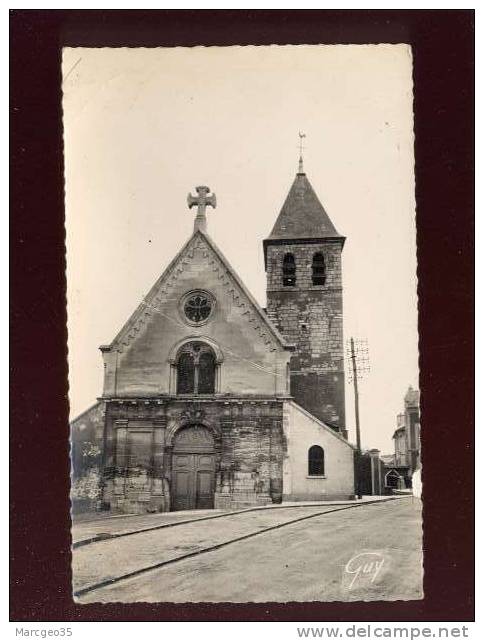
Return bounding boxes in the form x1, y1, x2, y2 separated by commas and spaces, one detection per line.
73, 495, 409, 549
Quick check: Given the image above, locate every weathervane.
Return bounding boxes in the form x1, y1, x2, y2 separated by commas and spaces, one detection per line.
298, 131, 306, 173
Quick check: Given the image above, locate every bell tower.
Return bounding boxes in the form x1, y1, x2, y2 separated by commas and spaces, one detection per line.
264, 153, 347, 436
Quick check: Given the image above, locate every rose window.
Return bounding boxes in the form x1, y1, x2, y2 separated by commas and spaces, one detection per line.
182, 292, 214, 324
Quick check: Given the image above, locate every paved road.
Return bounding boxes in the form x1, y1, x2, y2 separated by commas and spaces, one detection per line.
72, 496, 395, 544
75, 497, 422, 603
73, 504, 349, 592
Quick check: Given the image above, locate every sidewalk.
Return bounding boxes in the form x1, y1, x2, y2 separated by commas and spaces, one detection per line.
72, 495, 404, 546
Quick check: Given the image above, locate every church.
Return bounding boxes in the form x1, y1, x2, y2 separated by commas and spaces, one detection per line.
73, 156, 357, 514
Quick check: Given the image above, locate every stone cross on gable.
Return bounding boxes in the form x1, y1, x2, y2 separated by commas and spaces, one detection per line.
187, 185, 217, 232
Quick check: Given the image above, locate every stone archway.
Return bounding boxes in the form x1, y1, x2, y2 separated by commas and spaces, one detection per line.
171, 424, 216, 511
385, 469, 402, 490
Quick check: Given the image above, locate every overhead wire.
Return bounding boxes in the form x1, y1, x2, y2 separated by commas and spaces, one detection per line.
136, 300, 286, 379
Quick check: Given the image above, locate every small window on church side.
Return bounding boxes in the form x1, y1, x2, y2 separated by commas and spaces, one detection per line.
176, 342, 216, 395
308, 445, 325, 476
283, 253, 296, 286
312, 252, 326, 286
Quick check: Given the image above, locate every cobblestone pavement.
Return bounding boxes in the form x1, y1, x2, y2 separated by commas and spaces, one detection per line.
74, 497, 421, 602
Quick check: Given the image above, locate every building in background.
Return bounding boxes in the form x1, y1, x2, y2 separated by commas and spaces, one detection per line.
384, 386, 421, 489
402, 386, 421, 473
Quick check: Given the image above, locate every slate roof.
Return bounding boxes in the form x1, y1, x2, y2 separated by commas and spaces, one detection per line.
266, 171, 344, 242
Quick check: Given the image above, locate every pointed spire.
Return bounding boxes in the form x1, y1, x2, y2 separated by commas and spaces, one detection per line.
263, 151, 345, 263
265, 172, 343, 241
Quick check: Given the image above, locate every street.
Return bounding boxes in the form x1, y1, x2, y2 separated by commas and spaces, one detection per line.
74, 497, 422, 603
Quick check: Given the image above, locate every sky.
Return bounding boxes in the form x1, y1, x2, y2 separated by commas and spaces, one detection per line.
63, 44, 418, 454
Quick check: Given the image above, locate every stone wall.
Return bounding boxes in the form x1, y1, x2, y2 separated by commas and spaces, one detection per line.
265, 241, 346, 429
70, 402, 105, 513
101, 398, 285, 513
215, 401, 284, 508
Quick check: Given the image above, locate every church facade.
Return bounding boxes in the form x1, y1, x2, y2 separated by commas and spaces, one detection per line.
81, 162, 356, 514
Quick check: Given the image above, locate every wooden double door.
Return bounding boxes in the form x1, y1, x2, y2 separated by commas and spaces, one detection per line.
172, 425, 216, 511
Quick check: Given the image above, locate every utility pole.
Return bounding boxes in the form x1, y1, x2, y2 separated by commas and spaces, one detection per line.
347, 337, 370, 500
350, 338, 362, 499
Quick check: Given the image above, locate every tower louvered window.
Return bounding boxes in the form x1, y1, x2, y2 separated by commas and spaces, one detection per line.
282, 253, 296, 286
312, 252, 326, 286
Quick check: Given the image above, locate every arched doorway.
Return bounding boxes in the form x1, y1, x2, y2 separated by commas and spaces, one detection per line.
385, 469, 402, 490
172, 424, 215, 511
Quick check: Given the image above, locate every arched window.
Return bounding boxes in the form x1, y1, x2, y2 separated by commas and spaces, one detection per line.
312, 252, 326, 286
283, 253, 296, 286
308, 445, 325, 476
198, 350, 216, 394
176, 342, 216, 395
177, 351, 195, 394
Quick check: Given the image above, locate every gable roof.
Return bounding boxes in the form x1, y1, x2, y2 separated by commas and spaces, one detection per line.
104, 229, 294, 354
70, 401, 103, 427
264, 171, 344, 248
288, 400, 357, 450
